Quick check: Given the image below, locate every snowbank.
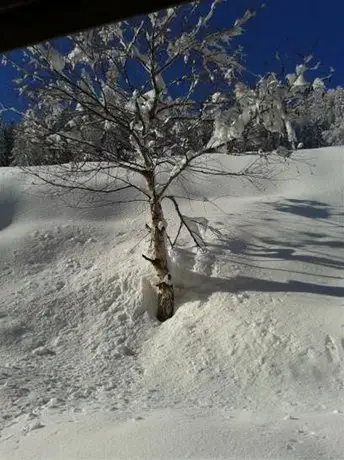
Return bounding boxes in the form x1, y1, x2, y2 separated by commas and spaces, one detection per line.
1, 147, 344, 458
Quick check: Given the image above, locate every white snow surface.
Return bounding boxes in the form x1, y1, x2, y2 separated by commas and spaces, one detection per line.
1, 148, 344, 459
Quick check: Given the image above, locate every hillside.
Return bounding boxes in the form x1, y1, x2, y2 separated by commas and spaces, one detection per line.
1, 147, 344, 459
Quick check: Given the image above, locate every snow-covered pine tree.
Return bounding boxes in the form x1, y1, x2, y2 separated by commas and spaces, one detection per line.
218, 58, 331, 153
0, 120, 7, 166
0, 118, 15, 166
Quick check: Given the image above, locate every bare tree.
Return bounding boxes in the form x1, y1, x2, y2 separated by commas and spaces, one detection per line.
3, 1, 287, 321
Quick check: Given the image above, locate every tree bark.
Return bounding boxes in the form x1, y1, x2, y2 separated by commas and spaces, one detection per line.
144, 173, 174, 322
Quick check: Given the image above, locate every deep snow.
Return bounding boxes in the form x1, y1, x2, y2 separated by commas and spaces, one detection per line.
1, 147, 344, 459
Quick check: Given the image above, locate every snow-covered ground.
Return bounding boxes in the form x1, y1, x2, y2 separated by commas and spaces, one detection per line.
1, 147, 344, 459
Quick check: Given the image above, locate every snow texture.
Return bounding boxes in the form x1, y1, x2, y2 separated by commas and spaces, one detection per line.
1, 147, 344, 459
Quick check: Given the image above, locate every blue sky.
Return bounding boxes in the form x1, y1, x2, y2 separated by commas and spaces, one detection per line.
238, 0, 343, 83
0, 0, 343, 122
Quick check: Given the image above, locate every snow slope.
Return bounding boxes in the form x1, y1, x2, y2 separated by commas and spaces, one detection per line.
1, 147, 344, 459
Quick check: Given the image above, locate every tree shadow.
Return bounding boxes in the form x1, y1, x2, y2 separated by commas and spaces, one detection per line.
273, 199, 332, 219
302, 231, 330, 239
245, 243, 344, 270
230, 276, 344, 297
172, 256, 344, 308
226, 197, 344, 272
0, 189, 18, 231
173, 270, 344, 313
173, 196, 344, 313
221, 259, 343, 280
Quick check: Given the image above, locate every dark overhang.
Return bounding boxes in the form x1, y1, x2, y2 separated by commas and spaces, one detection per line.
0, 0, 188, 52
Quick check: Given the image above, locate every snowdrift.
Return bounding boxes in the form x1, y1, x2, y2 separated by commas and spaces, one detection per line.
1, 148, 344, 458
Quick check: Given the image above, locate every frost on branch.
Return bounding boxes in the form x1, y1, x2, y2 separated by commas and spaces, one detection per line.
5, 0, 299, 321
206, 58, 330, 153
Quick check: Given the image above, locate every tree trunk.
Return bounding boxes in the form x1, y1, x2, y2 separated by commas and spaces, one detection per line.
144, 174, 174, 322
